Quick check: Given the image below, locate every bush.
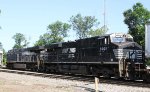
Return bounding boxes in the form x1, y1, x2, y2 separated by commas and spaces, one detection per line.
2, 49, 7, 66
146, 58, 150, 65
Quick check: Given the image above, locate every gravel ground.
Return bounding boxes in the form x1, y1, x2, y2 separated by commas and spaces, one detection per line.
0, 72, 150, 92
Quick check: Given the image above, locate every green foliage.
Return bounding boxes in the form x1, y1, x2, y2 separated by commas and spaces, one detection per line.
2, 49, 7, 65
35, 14, 107, 46
146, 61, 150, 65
146, 58, 150, 65
0, 42, 6, 65
12, 33, 29, 49
47, 21, 71, 43
70, 13, 100, 39
35, 21, 71, 46
123, 2, 150, 46
88, 26, 108, 37
34, 33, 50, 46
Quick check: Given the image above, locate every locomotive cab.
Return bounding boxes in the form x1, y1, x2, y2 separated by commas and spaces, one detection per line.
110, 33, 133, 43
110, 33, 145, 80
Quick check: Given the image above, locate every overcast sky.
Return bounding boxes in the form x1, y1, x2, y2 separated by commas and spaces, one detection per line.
0, 0, 150, 51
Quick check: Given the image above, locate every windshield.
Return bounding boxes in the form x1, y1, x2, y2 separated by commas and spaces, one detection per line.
126, 38, 133, 42
110, 33, 133, 43
112, 37, 125, 43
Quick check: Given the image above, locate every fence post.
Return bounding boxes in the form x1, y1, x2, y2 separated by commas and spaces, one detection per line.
95, 77, 99, 92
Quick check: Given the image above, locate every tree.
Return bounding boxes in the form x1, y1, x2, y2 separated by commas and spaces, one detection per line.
35, 21, 71, 46
12, 33, 29, 49
123, 2, 150, 46
88, 26, 108, 37
0, 42, 6, 65
34, 33, 50, 46
70, 13, 100, 39
2, 49, 7, 65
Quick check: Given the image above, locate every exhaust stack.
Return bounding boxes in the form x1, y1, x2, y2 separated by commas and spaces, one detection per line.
145, 22, 150, 58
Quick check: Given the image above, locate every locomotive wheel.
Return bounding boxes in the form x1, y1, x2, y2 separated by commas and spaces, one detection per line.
31, 68, 36, 72
143, 74, 150, 83
102, 71, 111, 78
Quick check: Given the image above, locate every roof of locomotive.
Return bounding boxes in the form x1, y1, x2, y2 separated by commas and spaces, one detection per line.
39, 34, 111, 49
75, 34, 111, 41
8, 33, 133, 52
7, 46, 45, 53
44, 41, 76, 49
76, 33, 133, 41
7, 48, 28, 54
27, 46, 45, 51
8, 33, 114, 52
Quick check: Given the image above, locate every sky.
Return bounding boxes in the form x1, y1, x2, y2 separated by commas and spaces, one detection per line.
0, 0, 150, 51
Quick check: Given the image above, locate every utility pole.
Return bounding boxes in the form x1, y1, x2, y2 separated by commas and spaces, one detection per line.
104, 0, 106, 31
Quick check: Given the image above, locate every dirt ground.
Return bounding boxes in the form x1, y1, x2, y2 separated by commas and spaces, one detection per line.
0, 72, 88, 92
0, 72, 150, 92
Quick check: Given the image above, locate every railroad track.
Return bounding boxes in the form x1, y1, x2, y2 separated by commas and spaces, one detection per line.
0, 68, 150, 88
0, 68, 94, 82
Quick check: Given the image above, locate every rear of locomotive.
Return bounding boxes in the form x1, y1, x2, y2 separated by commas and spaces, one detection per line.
6, 48, 39, 70
110, 33, 146, 80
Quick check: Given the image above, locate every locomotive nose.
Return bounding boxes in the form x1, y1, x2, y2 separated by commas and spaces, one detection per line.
118, 42, 142, 50
113, 42, 143, 60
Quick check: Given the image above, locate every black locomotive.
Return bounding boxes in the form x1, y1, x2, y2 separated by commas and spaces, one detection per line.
6, 33, 149, 81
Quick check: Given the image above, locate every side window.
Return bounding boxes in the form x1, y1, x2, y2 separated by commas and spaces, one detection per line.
62, 48, 76, 53
105, 38, 107, 44
99, 38, 105, 46
105, 37, 110, 44
108, 38, 110, 44
69, 48, 76, 53
62, 48, 68, 53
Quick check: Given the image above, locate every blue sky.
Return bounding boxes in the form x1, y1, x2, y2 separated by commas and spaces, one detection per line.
0, 0, 150, 51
